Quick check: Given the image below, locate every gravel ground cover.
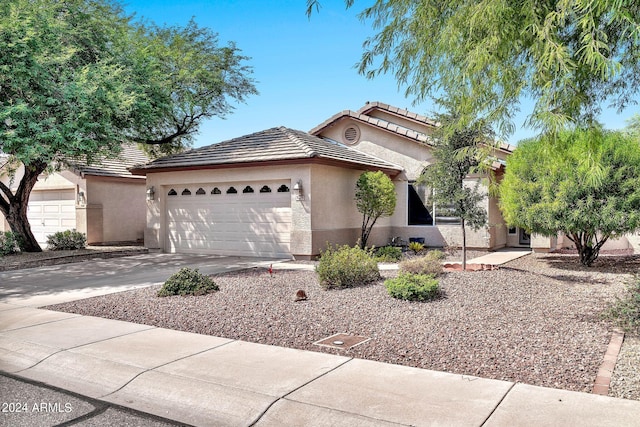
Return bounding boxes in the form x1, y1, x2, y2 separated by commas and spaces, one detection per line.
45, 252, 639, 396
610, 336, 640, 400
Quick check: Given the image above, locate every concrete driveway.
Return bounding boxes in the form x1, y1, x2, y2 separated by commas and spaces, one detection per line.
0, 253, 282, 307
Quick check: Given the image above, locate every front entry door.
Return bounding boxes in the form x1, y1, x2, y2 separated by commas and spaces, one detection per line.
519, 228, 531, 246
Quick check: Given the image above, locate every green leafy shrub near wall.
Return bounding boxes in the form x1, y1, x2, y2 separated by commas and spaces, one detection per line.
46, 229, 86, 251
408, 241, 425, 254
375, 245, 403, 262
0, 231, 19, 257
385, 273, 440, 301
316, 244, 380, 289
425, 249, 446, 261
399, 255, 443, 276
157, 268, 219, 297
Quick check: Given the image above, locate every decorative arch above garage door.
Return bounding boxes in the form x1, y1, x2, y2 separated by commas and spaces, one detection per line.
165, 181, 292, 258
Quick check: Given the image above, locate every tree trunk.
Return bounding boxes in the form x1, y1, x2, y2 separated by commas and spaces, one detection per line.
461, 218, 467, 271
3, 161, 47, 252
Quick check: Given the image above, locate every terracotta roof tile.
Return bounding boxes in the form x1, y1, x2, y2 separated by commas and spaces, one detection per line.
131, 127, 402, 174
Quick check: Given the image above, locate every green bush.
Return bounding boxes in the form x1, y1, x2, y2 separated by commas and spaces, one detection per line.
606, 276, 640, 334
385, 272, 440, 301
425, 249, 446, 261
408, 241, 424, 254
0, 231, 19, 257
375, 245, 403, 262
316, 244, 380, 289
46, 229, 87, 251
157, 268, 219, 297
399, 255, 444, 276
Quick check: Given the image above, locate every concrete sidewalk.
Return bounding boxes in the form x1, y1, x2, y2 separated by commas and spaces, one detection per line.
2, 303, 640, 426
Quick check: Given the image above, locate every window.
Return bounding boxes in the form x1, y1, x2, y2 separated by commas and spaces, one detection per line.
407, 182, 461, 226
277, 184, 290, 193
508, 227, 517, 235
196, 188, 206, 195
242, 186, 254, 194
211, 187, 221, 195
408, 183, 433, 226
168, 189, 177, 196
181, 189, 191, 196
227, 187, 238, 194
260, 185, 272, 193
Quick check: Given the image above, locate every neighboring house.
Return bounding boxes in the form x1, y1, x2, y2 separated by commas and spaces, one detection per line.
132, 102, 519, 259
0, 144, 149, 247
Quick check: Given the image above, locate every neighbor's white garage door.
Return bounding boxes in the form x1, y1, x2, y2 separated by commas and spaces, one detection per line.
27, 189, 77, 247
166, 181, 292, 258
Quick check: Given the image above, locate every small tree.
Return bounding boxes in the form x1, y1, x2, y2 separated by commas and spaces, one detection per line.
499, 127, 640, 266
419, 120, 490, 270
355, 171, 396, 249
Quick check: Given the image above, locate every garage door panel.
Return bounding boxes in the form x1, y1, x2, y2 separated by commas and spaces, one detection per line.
166, 181, 292, 257
27, 190, 77, 247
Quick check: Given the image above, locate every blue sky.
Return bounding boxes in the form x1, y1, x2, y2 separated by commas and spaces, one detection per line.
124, 0, 638, 148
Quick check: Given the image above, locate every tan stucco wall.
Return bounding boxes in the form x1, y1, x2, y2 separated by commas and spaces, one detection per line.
320, 119, 434, 180
309, 164, 395, 253
85, 176, 146, 244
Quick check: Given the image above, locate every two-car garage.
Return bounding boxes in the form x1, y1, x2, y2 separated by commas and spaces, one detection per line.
165, 181, 292, 258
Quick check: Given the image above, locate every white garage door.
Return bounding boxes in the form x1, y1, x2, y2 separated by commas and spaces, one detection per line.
166, 181, 292, 258
27, 189, 77, 247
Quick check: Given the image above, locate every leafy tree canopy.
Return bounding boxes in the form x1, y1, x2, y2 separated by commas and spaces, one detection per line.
355, 171, 396, 248
499, 127, 640, 266
308, 1, 640, 136
0, 0, 257, 251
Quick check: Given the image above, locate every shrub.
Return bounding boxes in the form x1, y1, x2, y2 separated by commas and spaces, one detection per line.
0, 231, 19, 257
46, 229, 87, 251
385, 272, 440, 301
399, 255, 443, 276
157, 268, 219, 297
425, 249, 446, 261
605, 276, 640, 334
375, 245, 403, 262
316, 244, 380, 289
408, 241, 424, 254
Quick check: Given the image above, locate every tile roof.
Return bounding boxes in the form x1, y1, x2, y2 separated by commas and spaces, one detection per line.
130, 127, 402, 174
357, 101, 439, 127
67, 144, 150, 179
310, 106, 436, 146
311, 101, 516, 154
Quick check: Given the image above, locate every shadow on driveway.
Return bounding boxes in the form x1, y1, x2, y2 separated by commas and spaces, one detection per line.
0, 253, 282, 307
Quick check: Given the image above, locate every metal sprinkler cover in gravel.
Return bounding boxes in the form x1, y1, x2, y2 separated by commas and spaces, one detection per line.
313, 333, 371, 350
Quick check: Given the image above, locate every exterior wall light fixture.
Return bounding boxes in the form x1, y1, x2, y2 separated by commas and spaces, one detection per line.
146, 186, 155, 201
293, 180, 304, 200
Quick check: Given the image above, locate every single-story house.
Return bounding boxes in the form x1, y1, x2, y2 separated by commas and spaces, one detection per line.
131, 102, 520, 259
0, 144, 149, 247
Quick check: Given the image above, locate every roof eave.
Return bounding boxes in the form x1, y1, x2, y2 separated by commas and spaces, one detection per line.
129, 157, 402, 178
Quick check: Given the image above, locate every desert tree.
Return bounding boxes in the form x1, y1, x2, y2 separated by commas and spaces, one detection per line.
0, 0, 257, 251
355, 171, 397, 249
499, 127, 640, 266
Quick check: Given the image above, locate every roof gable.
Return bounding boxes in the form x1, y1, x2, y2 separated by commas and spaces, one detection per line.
311, 101, 516, 155
130, 127, 402, 175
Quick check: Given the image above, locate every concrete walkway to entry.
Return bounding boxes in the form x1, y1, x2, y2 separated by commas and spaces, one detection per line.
465, 248, 532, 265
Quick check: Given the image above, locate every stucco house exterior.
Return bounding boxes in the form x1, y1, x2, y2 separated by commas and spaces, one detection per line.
132, 102, 520, 259
0, 144, 149, 247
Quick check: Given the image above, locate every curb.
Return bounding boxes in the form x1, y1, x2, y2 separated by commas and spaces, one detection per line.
592, 328, 625, 395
